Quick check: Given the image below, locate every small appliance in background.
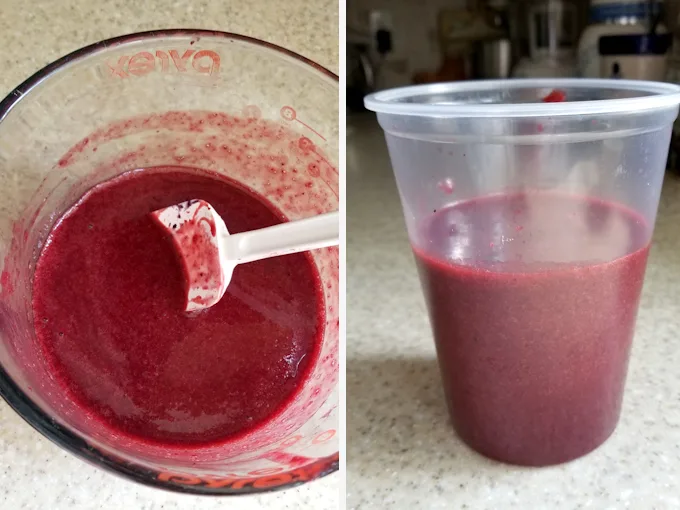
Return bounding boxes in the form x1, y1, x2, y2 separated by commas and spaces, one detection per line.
347, 11, 393, 112
347, 35, 375, 112
471, 1, 512, 79
512, 0, 578, 78
578, 0, 666, 78
664, 0, 680, 173
473, 38, 512, 79
420, 2, 508, 83
599, 33, 672, 79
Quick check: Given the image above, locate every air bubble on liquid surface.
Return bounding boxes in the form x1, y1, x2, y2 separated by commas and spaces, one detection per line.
283, 352, 306, 377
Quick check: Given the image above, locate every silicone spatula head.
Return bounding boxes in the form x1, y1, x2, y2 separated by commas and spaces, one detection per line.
150, 199, 233, 312
152, 200, 339, 313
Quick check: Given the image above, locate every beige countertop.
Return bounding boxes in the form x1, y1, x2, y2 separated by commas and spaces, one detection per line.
0, 1, 338, 509
347, 114, 680, 509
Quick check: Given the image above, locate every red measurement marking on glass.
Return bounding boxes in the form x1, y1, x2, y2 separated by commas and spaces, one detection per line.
279, 106, 326, 141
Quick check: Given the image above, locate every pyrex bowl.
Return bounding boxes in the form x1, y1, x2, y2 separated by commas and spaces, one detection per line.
0, 30, 338, 495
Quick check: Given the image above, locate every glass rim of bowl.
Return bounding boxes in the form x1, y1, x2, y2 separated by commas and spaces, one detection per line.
0, 28, 338, 123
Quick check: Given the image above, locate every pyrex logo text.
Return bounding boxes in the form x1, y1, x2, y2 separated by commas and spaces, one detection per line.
106, 49, 221, 78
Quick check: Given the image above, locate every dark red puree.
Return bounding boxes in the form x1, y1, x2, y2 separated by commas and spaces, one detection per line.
414, 192, 649, 466
32, 166, 324, 446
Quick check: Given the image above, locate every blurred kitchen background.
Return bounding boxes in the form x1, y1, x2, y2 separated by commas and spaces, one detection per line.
348, 0, 680, 169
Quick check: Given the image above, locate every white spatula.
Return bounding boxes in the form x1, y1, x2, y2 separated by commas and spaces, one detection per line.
151, 199, 338, 311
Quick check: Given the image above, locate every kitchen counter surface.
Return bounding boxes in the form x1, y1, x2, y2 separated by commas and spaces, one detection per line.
347, 114, 680, 509
0, 1, 338, 509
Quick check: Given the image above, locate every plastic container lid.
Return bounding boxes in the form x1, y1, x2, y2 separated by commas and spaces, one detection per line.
363, 78, 680, 118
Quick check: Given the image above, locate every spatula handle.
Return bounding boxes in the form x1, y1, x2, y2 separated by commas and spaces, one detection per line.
223, 211, 339, 264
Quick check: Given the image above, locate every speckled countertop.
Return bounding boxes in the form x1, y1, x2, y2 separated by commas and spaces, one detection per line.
347, 114, 680, 509
0, 1, 338, 509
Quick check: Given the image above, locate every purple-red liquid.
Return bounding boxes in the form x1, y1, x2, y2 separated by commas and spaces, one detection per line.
414, 192, 649, 465
32, 166, 324, 447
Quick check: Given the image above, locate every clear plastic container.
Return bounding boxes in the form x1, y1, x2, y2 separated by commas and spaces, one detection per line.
0, 30, 338, 494
365, 79, 680, 466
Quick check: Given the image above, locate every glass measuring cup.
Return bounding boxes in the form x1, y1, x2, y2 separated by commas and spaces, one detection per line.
0, 30, 338, 494
365, 79, 680, 466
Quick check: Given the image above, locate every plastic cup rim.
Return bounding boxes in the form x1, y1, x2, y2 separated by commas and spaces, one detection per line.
364, 78, 680, 118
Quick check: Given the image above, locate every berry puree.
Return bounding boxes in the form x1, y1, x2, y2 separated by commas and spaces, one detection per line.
32, 166, 324, 447
414, 192, 650, 465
